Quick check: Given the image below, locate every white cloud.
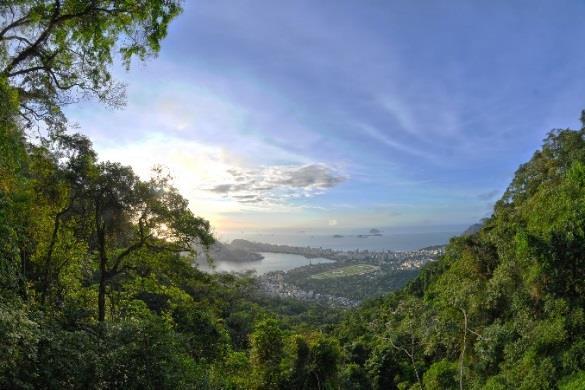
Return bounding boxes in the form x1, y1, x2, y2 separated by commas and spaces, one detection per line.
205, 163, 346, 206
95, 133, 345, 229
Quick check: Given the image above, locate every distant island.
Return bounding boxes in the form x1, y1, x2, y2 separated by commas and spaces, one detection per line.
355, 229, 383, 238
331, 229, 383, 239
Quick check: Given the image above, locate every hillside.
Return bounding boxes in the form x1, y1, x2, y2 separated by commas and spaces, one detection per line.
3, 88, 585, 387
2, 3, 585, 388
334, 125, 585, 389
206, 241, 264, 263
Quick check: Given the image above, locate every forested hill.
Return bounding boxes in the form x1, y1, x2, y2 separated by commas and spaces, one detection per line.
1, 2, 585, 389
3, 103, 585, 389
335, 126, 585, 389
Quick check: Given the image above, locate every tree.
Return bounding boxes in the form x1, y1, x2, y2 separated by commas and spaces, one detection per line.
422, 360, 458, 390
282, 333, 341, 390
22, 132, 96, 304
0, 0, 182, 127
306, 335, 341, 389
0, 76, 29, 297
250, 318, 284, 389
87, 162, 213, 321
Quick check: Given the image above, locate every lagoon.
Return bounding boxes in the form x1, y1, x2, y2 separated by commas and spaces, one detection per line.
195, 252, 335, 275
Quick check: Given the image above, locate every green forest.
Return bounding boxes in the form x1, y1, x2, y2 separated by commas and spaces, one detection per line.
1, 2, 585, 389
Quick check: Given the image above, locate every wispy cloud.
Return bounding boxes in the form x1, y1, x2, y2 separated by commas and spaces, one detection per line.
358, 123, 442, 163
377, 95, 420, 138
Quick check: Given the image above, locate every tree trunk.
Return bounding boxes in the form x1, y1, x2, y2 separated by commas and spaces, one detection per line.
96, 211, 108, 322
41, 208, 65, 303
98, 263, 107, 322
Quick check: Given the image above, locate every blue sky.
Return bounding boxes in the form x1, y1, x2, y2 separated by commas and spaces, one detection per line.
68, 0, 585, 233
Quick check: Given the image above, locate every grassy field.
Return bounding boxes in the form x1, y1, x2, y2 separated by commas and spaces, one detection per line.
310, 264, 378, 280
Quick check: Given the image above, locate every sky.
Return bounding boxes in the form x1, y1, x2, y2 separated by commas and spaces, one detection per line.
67, 0, 585, 234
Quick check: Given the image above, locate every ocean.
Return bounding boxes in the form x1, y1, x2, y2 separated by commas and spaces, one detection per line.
217, 230, 462, 252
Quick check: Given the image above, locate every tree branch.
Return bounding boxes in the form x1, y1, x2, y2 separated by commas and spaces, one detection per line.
2, 1, 101, 76
0, 14, 31, 40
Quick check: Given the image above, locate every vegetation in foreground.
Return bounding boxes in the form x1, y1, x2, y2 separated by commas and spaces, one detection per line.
1, 2, 585, 389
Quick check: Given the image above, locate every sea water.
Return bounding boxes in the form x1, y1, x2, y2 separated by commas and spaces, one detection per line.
217, 230, 460, 252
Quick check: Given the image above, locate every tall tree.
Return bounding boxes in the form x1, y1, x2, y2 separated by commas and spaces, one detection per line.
86, 162, 213, 321
0, 0, 182, 127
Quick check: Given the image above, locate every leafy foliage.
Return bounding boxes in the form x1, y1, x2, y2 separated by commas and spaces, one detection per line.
1, 1, 182, 127
2, 3, 585, 387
